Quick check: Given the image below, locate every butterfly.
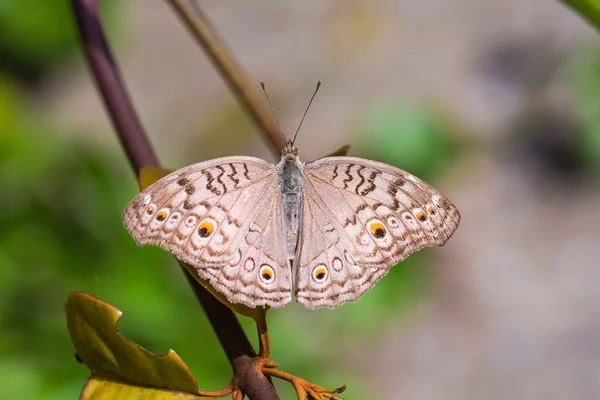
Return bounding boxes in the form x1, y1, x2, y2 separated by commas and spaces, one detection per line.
122, 137, 460, 309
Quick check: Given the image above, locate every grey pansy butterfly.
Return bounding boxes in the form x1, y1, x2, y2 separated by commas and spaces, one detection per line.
122, 140, 460, 309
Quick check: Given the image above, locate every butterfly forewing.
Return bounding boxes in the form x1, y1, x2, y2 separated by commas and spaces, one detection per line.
295, 157, 460, 309
122, 156, 292, 308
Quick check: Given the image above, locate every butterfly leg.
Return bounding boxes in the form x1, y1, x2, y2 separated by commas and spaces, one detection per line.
261, 367, 346, 400
256, 311, 271, 359
254, 312, 346, 400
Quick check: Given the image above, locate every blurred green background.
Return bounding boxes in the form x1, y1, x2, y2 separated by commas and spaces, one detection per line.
2, 1, 600, 399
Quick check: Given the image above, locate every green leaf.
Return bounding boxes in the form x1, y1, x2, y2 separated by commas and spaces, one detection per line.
560, 0, 600, 33
568, 48, 600, 174
65, 292, 201, 398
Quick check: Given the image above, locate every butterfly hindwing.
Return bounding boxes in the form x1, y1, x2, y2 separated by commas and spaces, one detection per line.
201, 184, 292, 308
295, 184, 389, 308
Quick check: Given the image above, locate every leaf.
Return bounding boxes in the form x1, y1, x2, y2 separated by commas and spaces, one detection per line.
560, 0, 600, 33
139, 166, 174, 191
81, 379, 201, 400
324, 144, 351, 157
65, 292, 202, 399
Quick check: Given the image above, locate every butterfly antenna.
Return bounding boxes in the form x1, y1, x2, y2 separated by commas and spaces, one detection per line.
260, 80, 287, 145
292, 80, 322, 146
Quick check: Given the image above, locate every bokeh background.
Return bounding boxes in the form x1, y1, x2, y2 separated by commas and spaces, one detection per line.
2, 1, 600, 399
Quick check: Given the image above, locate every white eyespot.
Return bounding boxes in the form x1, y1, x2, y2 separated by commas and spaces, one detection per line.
244, 258, 255, 271
386, 215, 400, 228
332, 257, 343, 272
432, 195, 441, 207
259, 264, 275, 283
312, 264, 329, 283
165, 211, 182, 228
402, 212, 416, 225
408, 174, 419, 183
184, 215, 198, 227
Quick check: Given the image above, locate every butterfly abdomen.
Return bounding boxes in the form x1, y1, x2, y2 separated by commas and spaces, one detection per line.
279, 155, 304, 262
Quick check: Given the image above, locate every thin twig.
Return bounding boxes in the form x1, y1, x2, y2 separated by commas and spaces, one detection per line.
166, 0, 286, 155
70, 1, 279, 399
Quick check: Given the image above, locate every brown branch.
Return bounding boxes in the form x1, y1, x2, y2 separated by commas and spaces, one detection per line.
70, 1, 279, 399
70, 0, 158, 174
166, 0, 286, 155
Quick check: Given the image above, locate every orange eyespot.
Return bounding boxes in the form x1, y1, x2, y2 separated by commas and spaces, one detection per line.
262, 269, 273, 280
415, 211, 427, 222
313, 265, 328, 282
369, 221, 387, 238
146, 204, 157, 215
427, 206, 436, 215
259, 264, 275, 283
156, 209, 169, 221
198, 219, 215, 238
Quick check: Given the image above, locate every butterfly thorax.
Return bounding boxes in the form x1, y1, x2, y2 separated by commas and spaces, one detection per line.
278, 148, 304, 262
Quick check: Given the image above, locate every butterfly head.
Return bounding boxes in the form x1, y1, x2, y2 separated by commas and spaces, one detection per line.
282, 140, 300, 158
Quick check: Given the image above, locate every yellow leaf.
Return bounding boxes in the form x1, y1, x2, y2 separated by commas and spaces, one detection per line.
325, 144, 351, 157
81, 378, 202, 400
139, 166, 174, 190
